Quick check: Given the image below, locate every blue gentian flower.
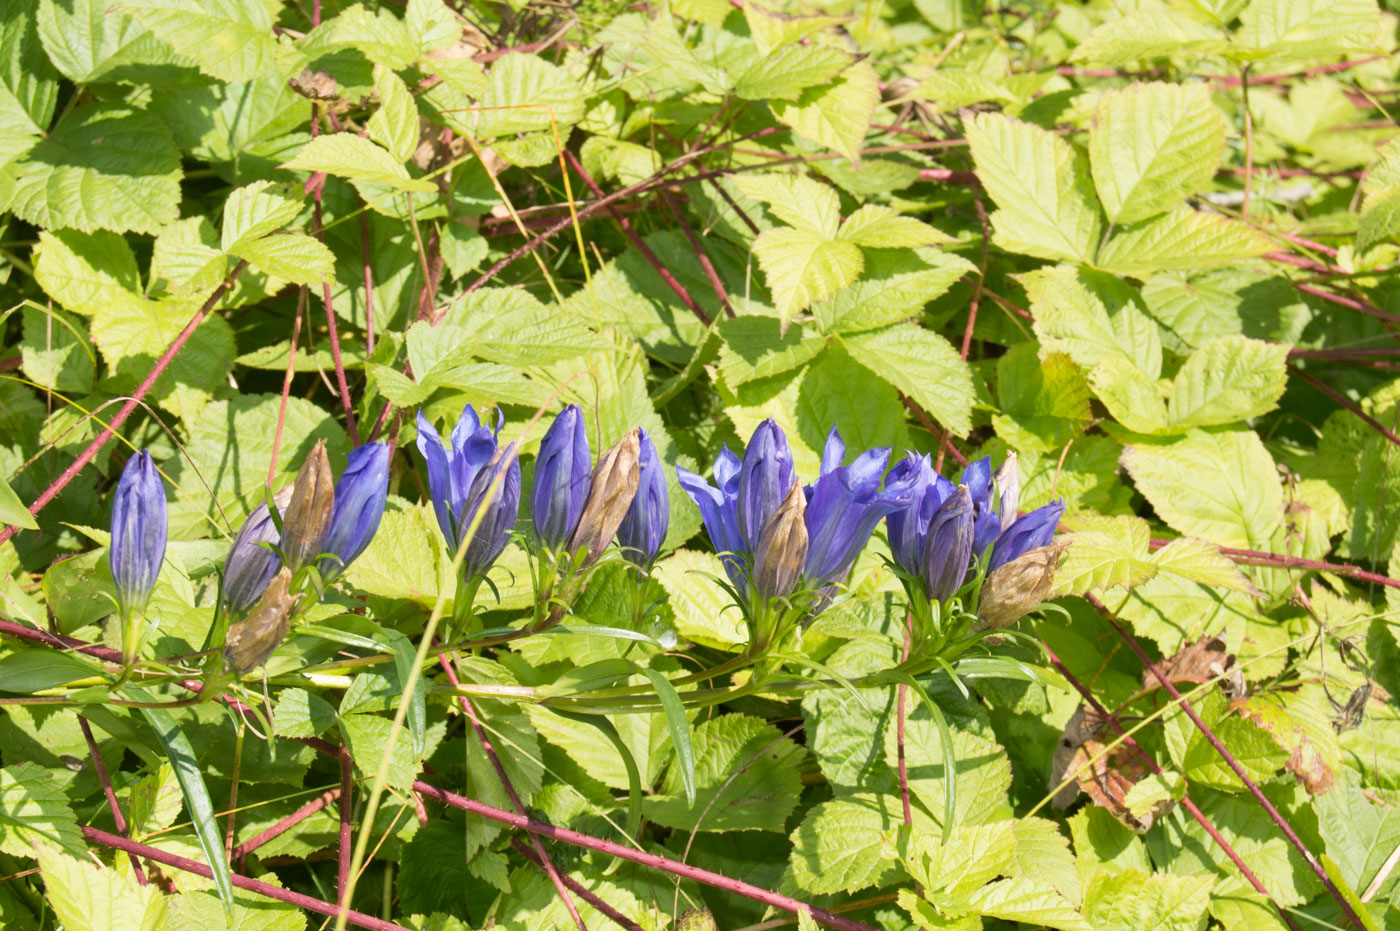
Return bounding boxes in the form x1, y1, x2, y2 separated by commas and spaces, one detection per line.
961, 456, 1002, 558
531, 404, 591, 551
736, 418, 795, 551
923, 485, 974, 602
110, 450, 166, 616
616, 428, 668, 567
677, 446, 747, 596
989, 500, 1065, 573
320, 442, 390, 582
416, 406, 520, 578
884, 453, 954, 577
801, 427, 916, 588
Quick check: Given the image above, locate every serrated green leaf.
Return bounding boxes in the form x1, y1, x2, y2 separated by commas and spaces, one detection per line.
231, 232, 335, 286
220, 180, 303, 253
733, 172, 840, 237
1096, 208, 1274, 277
967, 876, 1093, 931
1090, 354, 1170, 434
652, 549, 747, 650
1025, 265, 1163, 379
965, 112, 1101, 263
841, 322, 973, 436
281, 133, 435, 193
1070, 8, 1230, 66
1122, 428, 1283, 548
1090, 82, 1226, 224
1166, 335, 1289, 429
473, 51, 584, 138
733, 44, 852, 101
368, 65, 419, 164
1236, 0, 1380, 61
1054, 515, 1157, 596
0, 761, 86, 856
1082, 870, 1213, 931
838, 205, 952, 248
717, 316, 826, 388
120, 0, 275, 82
817, 248, 974, 334
35, 843, 166, 931
771, 59, 880, 162
913, 69, 1016, 110
752, 227, 864, 327
789, 793, 921, 895
6, 104, 181, 235
272, 688, 338, 739
993, 345, 1092, 453
36, 0, 184, 84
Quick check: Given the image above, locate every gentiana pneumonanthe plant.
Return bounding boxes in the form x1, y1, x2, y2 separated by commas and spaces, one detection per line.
109, 449, 167, 668
884, 451, 1066, 662
221, 440, 390, 674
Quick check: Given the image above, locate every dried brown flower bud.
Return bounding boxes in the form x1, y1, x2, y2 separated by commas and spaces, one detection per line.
752, 480, 808, 602
569, 429, 641, 567
224, 568, 296, 673
280, 439, 334, 573
977, 541, 1069, 630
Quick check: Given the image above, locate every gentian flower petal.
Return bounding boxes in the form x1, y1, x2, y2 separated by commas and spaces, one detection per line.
415, 411, 456, 546
923, 485, 974, 602
459, 441, 521, 580
820, 426, 845, 476
223, 487, 292, 614
802, 447, 905, 588
321, 442, 390, 580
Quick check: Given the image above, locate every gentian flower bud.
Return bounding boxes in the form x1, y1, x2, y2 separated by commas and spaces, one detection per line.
978, 542, 1069, 630
884, 454, 954, 577
961, 456, 1001, 558
280, 440, 334, 574
616, 428, 668, 568
456, 441, 522, 580
989, 500, 1065, 573
224, 486, 294, 614
802, 436, 912, 588
570, 429, 641, 567
736, 419, 794, 551
752, 480, 807, 601
994, 453, 1020, 531
531, 404, 592, 551
922, 485, 974, 602
110, 450, 167, 617
320, 442, 389, 582
677, 446, 747, 595
224, 568, 296, 673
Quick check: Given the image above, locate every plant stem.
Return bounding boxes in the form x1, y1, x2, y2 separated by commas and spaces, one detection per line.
79, 716, 146, 884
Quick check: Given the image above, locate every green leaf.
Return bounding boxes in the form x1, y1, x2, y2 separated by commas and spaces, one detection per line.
733, 44, 852, 102
438, 222, 487, 280
230, 232, 335, 286
1315, 782, 1400, 902
220, 180, 303, 253
1121, 428, 1283, 548
1053, 515, 1157, 597
0, 648, 103, 691
0, 472, 37, 531
272, 687, 339, 739
638, 665, 696, 806
1096, 208, 1274, 278
1070, 9, 1230, 66
168, 884, 306, 931
841, 322, 974, 436
913, 69, 1016, 110
837, 205, 952, 248
1089, 354, 1169, 434
1183, 713, 1286, 791
1165, 336, 1289, 429
967, 876, 1092, 931
341, 712, 421, 792
817, 248, 974, 334
646, 713, 805, 833
992, 345, 1092, 453
368, 65, 419, 164
6, 104, 182, 234
771, 59, 880, 162
964, 112, 1101, 263
32, 228, 141, 313
1082, 870, 1214, 931
36, 0, 184, 85
0, 761, 87, 856
281, 133, 435, 193
1024, 265, 1163, 379
1236, 0, 1380, 61
795, 347, 910, 457
789, 793, 925, 894
717, 316, 827, 389
472, 51, 584, 138
134, 701, 235, 912
652, 549, 747, 651
1089, 82, 1226, 224
34, 843, 166, 931
734, 172, 841, 237
751, 227, 864, 328
119, 0, 276, 82
0, 0, 58, 135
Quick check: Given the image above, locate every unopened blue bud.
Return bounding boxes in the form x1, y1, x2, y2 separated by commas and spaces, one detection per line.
458, 441, 521, 580
989, 501, 1064, 573
616, 428, 668, 567
110, 450, 167, 616
736, 419, 794, 551
923, 484, 974, 602
531, 404, 591, 550
884, 454, 953, 577
320, 442, 389, 582
224, 486, 292, 614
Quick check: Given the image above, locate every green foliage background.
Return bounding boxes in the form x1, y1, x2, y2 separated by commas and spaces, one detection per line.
0, 0, 1399, 929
